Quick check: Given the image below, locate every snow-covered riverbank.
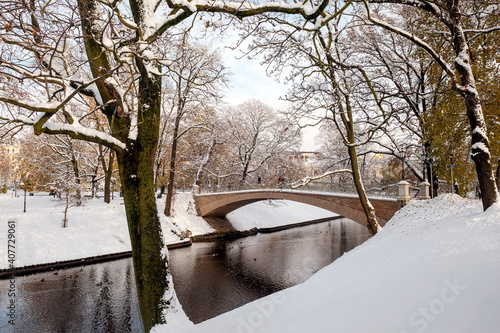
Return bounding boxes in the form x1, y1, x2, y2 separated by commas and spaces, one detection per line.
154, 194, 500, 333
3, 191, 498, 333
0, 192, 335, 269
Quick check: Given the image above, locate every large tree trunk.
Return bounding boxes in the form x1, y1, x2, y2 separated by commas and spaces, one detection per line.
117, 151, 168, 332
449, 8, 499, 209
115, 74, 169, 332
79, 0, 171, 330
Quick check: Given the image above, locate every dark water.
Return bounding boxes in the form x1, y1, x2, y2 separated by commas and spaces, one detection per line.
170, 219, 369, 323
0, 258, 143, 333
0, 218, 368, 331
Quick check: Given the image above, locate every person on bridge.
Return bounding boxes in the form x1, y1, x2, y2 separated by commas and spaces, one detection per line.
258, 176, 262, 189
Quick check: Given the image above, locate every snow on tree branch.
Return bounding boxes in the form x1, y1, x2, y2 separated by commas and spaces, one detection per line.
291, 169, 352, 189
361, 0, 457, 83
152, 0, 333, 42
1, 115, 126, 152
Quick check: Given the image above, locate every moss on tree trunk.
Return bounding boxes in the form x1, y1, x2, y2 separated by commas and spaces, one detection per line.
115, 73, 170, 331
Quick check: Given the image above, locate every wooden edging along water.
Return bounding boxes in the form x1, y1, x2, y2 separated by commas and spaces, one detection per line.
258, 216, 343, 233
191, 215, 342, 241
0, 216, 342, 278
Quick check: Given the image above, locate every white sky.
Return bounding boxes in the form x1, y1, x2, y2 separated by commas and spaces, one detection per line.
216, 42, 319, 151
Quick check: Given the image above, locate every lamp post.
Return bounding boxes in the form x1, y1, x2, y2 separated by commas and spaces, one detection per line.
450, 153, 454, 193
400, 148, 406, 181
428, 156, 434, 198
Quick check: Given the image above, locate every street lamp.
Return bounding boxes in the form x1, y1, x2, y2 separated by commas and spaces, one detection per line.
400, 148, 406, 181
450, 153, 454, 193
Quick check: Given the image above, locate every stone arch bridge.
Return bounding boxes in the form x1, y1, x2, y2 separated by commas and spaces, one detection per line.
193, 189, 409, 227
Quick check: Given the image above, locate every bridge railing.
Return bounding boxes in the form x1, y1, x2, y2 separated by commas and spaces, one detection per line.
196, 181, 421, 199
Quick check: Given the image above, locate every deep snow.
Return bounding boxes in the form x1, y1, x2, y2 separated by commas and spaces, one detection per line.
154, 194, 500, 333
1, 191, 499, 333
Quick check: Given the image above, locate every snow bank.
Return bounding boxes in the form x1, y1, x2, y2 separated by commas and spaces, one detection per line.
226, 199, 337, 230
154, 194, 500, 333
158, 192, 215, 243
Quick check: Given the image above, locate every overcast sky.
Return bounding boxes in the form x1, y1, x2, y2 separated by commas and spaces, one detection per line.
217, 42, 319, 151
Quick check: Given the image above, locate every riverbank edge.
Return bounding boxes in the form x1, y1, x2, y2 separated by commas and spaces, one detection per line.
192, 215, 343, 241
0, 240, 192, 279
0, 215, 342, 278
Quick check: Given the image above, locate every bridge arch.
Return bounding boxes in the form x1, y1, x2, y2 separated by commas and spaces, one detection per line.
193, 190, 400, 227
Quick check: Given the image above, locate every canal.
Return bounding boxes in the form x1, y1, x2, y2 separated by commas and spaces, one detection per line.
0, 218, 368, 332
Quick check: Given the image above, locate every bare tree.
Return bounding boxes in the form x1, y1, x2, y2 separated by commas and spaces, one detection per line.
346, 23, 443, 191
361, 0, 500, 209
241, 11, 397, 235
17, 134, 84, 204
162, 38, 229, 216
0, 0, 335, 328
222, 99, 301, 185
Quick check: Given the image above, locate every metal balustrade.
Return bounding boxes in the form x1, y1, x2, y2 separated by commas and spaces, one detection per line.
195, 181, 421, 199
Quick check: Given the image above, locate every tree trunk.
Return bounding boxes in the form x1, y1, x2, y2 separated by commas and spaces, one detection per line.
347, 137, 381, 236
117, 151, 169, 332
330, 62, 381, 236
103, 150, 114, 203
91, 176, 97, 198
115, 75, 169, 332
195, 138, 215, 186
496, 159, 500, 191
241, 160, 250, 187
424, 142, 438, 198
70, 152, 82, 206
77, 0, 171, 329
164, 118, 180, 217
449, 11, 499, 209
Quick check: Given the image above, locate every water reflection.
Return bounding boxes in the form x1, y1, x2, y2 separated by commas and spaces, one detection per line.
169, 218, 368, 323
0, 218, 368, 331
0, 259, 143, 333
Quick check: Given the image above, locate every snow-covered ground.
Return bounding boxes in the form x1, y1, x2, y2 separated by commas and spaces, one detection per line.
226, 199, 337, 230
0, 192, 209, 268
0, 193, 132, 269
2, 191, 499, 333
154, 194, 500, 333
0, 192, 333, 269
